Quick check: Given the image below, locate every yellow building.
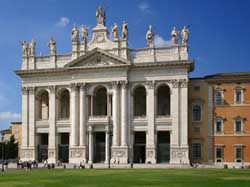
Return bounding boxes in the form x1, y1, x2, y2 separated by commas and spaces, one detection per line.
0, 122, 22, 157
188, 78, 212, 164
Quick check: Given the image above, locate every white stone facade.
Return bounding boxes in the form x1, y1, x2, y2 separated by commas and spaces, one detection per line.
16, 9, 193, 165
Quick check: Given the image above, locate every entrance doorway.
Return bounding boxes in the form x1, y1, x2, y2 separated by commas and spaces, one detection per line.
157, 131, 170, 163
133, 132, 146, 163
58, 133, 69, 163
37, 133, 48, 162
94, 132, 105, 163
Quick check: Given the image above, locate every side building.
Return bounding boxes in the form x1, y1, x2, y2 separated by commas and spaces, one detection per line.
206, 73, 250, 166
0, 122, 22, 157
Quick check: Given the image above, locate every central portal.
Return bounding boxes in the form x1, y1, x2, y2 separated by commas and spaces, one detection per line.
94, 132, 105, 163
157, 131, 170, 163
58, 133, 69, 163
133, 132, 146, 163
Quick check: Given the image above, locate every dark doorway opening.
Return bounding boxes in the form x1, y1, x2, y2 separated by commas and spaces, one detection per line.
58, 133, 69, 163
94, 132, 105, 163
157, 131, 170, 163
37, 133, 48, 162
133, 132, 146, 163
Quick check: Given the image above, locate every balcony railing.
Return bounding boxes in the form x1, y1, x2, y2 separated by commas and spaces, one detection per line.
88, 115, 110, 124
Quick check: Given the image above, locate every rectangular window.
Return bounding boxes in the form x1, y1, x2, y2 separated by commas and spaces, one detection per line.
215, 91, 223, 105
192, 127, 200, 133
235, 120, 242, 133
216, 120, 222, 133
216, 147, 224, 162
192, 143, 201, 159
235, 147, 243, 162
193, 86, 200, 92
236, 90, 242, 103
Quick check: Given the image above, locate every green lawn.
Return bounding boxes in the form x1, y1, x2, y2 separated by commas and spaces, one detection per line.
0, 168, 250, 187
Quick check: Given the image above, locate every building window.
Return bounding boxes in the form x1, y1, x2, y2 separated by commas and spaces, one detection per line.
192, 143, 201, 159
235, 87, 244, 104
157, 85, 171, 116
193, 85, 200, 92
192, 127, 200, 133
235, 146, 243, 162
235, 118, 243, 134
192, 105, 201, 121
215, 118, 224, 134
215, 91, 223, 105
215, 146, 224, 162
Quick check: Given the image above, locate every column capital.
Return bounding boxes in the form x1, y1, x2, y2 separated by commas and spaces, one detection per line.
170, 79, 179, 88
70, 83, 78, 90
120, 81, 128, 88
48, 85, 56, 94
179, 79, 188, 88
105, 125, 110, 133
146, 81, 155, 89
28, 86, 35, 95
78, 83, 86, 90
21, 87, 29, 95
88, 125, 93, 133
111, 81, 119, 88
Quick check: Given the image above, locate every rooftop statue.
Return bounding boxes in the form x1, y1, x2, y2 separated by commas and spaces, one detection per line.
29, 39, 36, 56
48, 38, 57, 55
122, 21, 128, 40
112, 23, 119, 40
181, 26, 190, 45
81, 26, 89, 42
21, 41, 29, 57
146, 25, 154, 47
171, 27, 179, 44
96, 6, 106, 26
71, 25, 79, 43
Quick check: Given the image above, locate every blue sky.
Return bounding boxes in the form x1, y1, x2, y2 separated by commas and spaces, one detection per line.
0, 0, 250, 130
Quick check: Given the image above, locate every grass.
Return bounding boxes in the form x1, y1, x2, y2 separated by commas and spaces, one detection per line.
0, 168, 250, 187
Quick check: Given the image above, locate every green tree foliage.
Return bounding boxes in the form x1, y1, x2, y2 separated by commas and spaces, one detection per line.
0, 135, 18, 160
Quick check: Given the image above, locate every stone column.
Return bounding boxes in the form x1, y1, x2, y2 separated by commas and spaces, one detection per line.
69, 83, 82, 164
90, 95, 93, 116
48, 86, 57, 163
70, 83, 79, 147
21, 87, 29, 148
146, 81, 156, 164
105, 127, 110, 164
28, 87, 35, 160
79, 83, 87, 162
112, 82, 119, 146
20, 86, 37, 161
111, 82, 120, 163
121, 81, 128, 146
179, 79, 189, 164
170, 80, 180, 164
88, 126, 93, 164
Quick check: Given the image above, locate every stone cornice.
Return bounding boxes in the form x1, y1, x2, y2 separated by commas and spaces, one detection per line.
15, 60, 194, 78
205, 73, 250, 84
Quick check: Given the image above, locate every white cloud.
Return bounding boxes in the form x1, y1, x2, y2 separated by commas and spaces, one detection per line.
0, 112, 21, 121
154, 35, 171, 47
138, 2, 152, 14
56, 17, 70, 27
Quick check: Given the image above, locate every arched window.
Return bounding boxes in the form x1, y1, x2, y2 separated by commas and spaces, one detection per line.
192, 105, 201, 121
37, 90, 49, 120
157, 85, 170, 116
93, 86, 107, 116
59, 89, 70, 119
134, 86, 146, 117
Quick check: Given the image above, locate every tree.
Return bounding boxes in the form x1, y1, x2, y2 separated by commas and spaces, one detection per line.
0, 135, 18, 160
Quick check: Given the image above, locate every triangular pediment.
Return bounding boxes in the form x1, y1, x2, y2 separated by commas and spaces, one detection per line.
65, 48, 130, 68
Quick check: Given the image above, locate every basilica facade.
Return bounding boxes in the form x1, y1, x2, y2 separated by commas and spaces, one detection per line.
16, 8, 193, 165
